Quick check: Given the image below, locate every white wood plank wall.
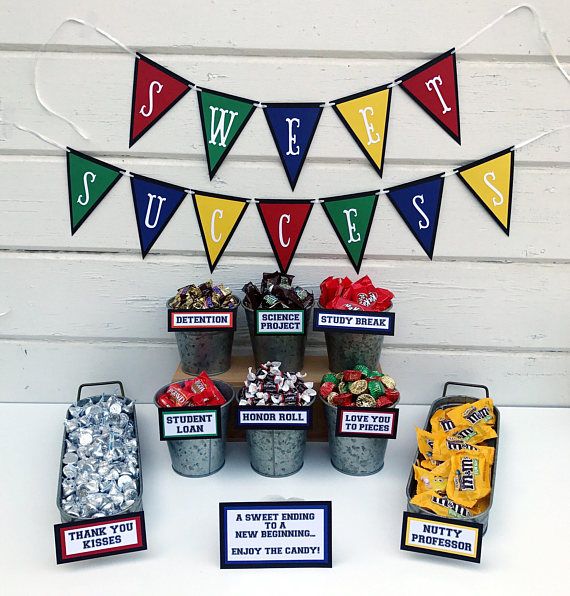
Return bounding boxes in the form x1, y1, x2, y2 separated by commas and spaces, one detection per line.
0, 0, 568, 405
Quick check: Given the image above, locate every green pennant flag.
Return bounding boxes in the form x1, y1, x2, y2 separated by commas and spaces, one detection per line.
67, 149, 123, 235
321, 191, 379, 273
197, 89, 256, 179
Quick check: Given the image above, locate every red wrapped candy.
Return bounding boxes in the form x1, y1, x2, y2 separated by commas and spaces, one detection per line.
343, 370, 362, 382
156, 393, 177, 408
332, 393, 354, 407
166, 384, 193, 406
156, 372, 226, 408
319, 275, 393, 312
319, 382, 336, 398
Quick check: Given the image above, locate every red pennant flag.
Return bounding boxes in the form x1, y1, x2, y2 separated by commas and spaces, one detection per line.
257, 200, 314, 273
400, 49, 460, 144
130, 53, 191, 147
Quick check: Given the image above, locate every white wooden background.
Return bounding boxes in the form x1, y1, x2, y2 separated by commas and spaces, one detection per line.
0, 0, 568, 405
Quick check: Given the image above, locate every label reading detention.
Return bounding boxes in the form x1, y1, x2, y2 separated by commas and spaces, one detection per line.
335, 407, 398, 439
400, 512, 483, 563
255, 310, 304, 335
168, 309, 236, 331
158, 406, 221, 440
236, 406, 312, 430
54, 512, 147, 564
313, 308, 395, 335
219, 501, 332, 569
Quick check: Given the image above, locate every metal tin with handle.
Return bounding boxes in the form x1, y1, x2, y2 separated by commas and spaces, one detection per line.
405, 382, 499, 534
56, 381, 144, 523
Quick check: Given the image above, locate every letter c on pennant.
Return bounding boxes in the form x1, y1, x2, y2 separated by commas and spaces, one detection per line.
77, 171, 96, 206
140, 81, 163, 118
211, 209, 223, 243
278, 213, 291, 247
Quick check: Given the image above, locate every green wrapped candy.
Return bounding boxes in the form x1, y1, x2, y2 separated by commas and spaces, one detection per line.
371, 370, 382, 378
321, 373, 338, 385
367, 380, 385, 397
354, 364, 371, 377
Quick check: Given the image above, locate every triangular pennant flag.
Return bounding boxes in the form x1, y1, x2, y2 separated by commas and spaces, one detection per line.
67, 149, 123, 235
130, 53, 192, 147
192, 191, 249, 272
264, 103, 323, 190
386, 174, 445, 259
321, 192, 379, 273
332, 85, 392, 177
400, 49, 461, 144
256, 200, 314, 272
457, 148, 514, 235
197, 89, 256, 179
130, 174, 187, 258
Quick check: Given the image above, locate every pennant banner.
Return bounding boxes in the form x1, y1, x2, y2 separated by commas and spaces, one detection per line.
333, 85, 392, 177
192, 191, 249, 271
457, 148, 514, 235
130, 53, 191, 148
67, 149, 123, 235
197, 89, 256, 179
386, 174, 445, 259
264, 104, 323, 190
321, 192, 379, 273
130, 174, 188, 258
400, 49, 461, 144
256, 200, 314, 273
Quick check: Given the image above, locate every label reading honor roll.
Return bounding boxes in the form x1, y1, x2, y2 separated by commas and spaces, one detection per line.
168, 309, 236, 331
336, 407, 398, 439
255, 310, 304, 335
313, 308, 395, 335
219, 501, 332, 569
237, 406, 312, 430
54, 512, 147, 564
400, 512, 483, 563
158, 407, 221, 440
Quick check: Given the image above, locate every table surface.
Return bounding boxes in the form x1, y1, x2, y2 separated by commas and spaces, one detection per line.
1, 402, 568, 596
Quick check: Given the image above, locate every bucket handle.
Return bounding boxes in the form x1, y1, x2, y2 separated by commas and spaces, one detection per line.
443, 381, 489, 398
76, 381, 125, 402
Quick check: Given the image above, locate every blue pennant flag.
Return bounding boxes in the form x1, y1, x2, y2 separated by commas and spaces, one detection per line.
264, 103, 323, 190
131, 174, 187, 258
386, 174, 445, 259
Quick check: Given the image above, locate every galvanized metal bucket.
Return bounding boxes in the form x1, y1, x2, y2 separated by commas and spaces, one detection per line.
57, 381, 144, 523
246, 397, 316, 477
322, 396, 399, 476
168, 298, 239, 375
243, 302, 313, 371
155, 380, 235, 477
321, 302, 392, 371
405, 382, 500, 534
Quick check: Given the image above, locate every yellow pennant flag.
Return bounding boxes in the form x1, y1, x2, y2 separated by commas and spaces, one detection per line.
333, 85, 392, 177
457, 148, 514, 235
192, 192, 249, 271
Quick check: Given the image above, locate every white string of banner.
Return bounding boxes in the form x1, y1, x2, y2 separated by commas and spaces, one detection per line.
2, 118, 568, 202
34, 4, 569, 140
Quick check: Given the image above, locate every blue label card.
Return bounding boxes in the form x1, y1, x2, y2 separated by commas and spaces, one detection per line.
335, 407, 398, 439
54, 512, 147, 564
219, 501, 332, 569
255, 309, 305, 335
167, 309, 236, 331
158, 406, 222, 440
400, 512, 483, 563
313, 308, 395, 335
236, 406, 312, 430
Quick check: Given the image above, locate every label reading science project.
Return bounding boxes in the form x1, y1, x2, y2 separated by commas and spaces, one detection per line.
219, 502, 332, 568
255, 310, 304, 335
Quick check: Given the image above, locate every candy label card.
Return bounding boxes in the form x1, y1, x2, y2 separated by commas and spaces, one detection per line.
236, 406, 312, 430
336, 407, 399, 439
313, 308, 395, 335
400, 512, 483, 563
54, 512, 147, 564
255, 310, 305, 335
168, 309, 236, 331
158, 406, 221, 440
219, 501, 332, 569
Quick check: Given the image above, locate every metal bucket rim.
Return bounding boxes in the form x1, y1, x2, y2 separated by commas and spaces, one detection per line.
320, 395, 400, 409
166, 296, 241, 309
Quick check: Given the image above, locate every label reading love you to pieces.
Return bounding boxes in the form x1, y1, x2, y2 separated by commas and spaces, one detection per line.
168, 309, 236, 331
313, 308, 395, 335
335, 407, 398, 439
158, 407, 221, 440
255, 310, 305, 335
400, 512, 483, 563
236, 406, 312, 430
219, 501, 332, 569
54, 512, 147, 564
